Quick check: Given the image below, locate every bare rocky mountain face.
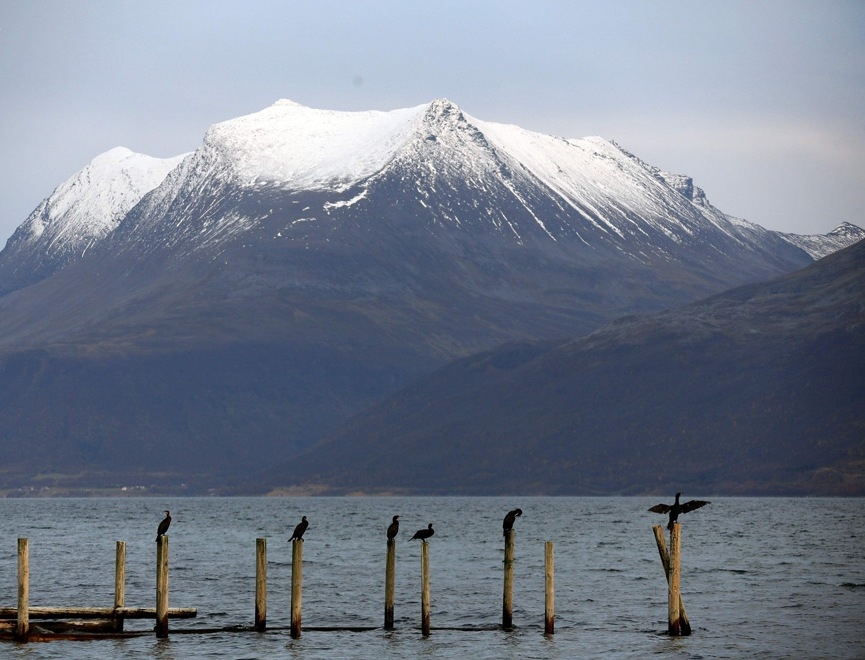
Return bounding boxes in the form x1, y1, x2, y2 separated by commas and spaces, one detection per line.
0, 99, 860, 493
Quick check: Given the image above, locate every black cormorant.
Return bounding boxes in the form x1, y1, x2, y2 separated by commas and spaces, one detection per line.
387, 515, 400, 540
410, 523, 434, 542
648, 493, 710, 530
503, 508, 522, 536
288, 515, 308, 542
156, 510, 171, 541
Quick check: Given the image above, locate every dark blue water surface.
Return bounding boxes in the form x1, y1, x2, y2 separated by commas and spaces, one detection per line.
1, 497, 863, 658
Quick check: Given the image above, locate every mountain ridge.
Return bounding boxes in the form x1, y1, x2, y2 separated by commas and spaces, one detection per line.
0, 98, 860, 493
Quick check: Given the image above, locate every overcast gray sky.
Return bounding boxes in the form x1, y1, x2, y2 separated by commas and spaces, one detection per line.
1, 0, 863, 244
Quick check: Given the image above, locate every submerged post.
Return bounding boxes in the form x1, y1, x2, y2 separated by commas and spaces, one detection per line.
17, 538, 29, 642
114, 541, 127, 632
290, 539, 303, 639
652, 524, 691, 634
421, 541, 431, 637
668, 523, 682, 636
385, 538, 396, 629
156, 535, 169, 638
255, 538, 267, 631
544, 541, 555, 635
502, 529, 515, 629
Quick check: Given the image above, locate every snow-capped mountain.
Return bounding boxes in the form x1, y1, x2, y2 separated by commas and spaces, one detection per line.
3, 99, 858, 297
0, 147, 186, 294
0, 98, 860, 492
777, 222, 865, 259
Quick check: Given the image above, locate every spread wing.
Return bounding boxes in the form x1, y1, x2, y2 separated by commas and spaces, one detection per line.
648, 504, 671, 514
681, 500, 710, 513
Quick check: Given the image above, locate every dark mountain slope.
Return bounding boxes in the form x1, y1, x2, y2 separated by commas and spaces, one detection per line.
263, 239, 865, 496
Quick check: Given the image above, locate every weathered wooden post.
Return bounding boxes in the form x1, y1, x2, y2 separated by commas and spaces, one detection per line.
114, 541, 126, 632
156, 535, 169, 638
652, 524, 691, 634
420, 541, 431, 637
255, 538, 267, 631
17, 538, 29, 642
384, 538, 396, 629
290, 539, 303, 639
668, 523, 683, 636
544, 541, 555, 635
502, 529, 515, 629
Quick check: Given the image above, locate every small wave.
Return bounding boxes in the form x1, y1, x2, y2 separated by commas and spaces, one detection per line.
840, 582, 865, 589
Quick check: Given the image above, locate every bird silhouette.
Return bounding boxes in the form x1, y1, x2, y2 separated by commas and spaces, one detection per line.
410, 523, 434, 542
387, 515, 400, 540
502, 508, 522, 536
288, 515, 308, 541
648, 493, 710, 530
156, 510, 171, 541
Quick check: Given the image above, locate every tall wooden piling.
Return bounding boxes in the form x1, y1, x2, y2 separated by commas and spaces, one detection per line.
384, 538, 396, 629
290, 539, 303, 639
255, 538, 267, 631
114, 541, 126, 632
544, 541, 555, 635
652, 524, 691, 635
420, 541, 431, 637
502, 529, 515, 629
156, 535, 169, 638
668, 523, 683, 636
17, 538, 29, 641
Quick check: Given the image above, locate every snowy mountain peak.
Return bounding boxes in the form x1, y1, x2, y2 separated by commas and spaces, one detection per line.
422, 98, 464, 123
0, 147, 186, 294
828, 222, 865, 240
3, 98, 863, 301
202, 100, 426, 190
14, 147, 185, 245
776, 221, 865, 260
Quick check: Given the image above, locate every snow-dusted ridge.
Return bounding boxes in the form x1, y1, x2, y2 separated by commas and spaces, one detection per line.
7, 147, 187, 253
2, 98, 862, 297
205, 99, 427, 190
778, 222, 865, 259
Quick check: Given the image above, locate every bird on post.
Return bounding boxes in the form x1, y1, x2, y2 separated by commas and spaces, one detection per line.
502, 508, 522, 536
649, 493, 710, 530
410, 523, 434, 542
387, 515, 400, 540
156, 510, 171, 541
288, 515, 308, 542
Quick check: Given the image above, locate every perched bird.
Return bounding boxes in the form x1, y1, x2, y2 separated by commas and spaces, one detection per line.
648, 493, 710, 530
502, 508, 523, 536
156, 510, 171, 541
387, 515, 400, 540
410, 523, 435, 542
288, 516, 309, 542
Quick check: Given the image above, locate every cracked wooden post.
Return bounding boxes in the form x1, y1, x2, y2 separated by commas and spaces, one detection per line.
421, 541, 431, 637
502, 529, 515, 629
156, 535, 169, 638
114, 541, 126, 632
668, 523, 683, 636
384, 538, 396, 630
255, 538, 267, 631
16, 538, 29, 642
652, 524, 691, 635
544, 541, 555, 635
290, 539, 303, 638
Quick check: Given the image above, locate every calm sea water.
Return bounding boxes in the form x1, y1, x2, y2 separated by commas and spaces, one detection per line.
0, 497, 863, 659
